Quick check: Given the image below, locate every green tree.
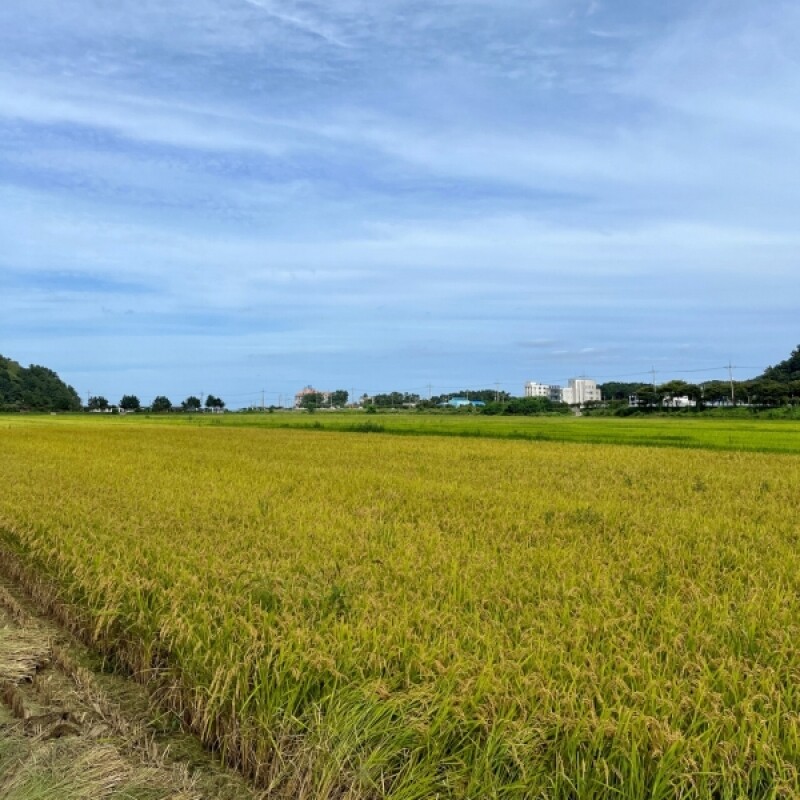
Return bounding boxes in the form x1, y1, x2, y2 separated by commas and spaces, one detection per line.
88, 395, 110, 411
205, 394, 225, 410
330, 389, 349, 407
119, 394, 140, 411
657, 380, 690, 408
703, 381, 731, 406
370, 392, 420, 408
632, 386, 658, 409
483, 397, 568, 416
299, 392, 324, 410
151, 396, 172, 413
182, 395, 202, 411
599, 382, 640, 402
684, 383, 703, 410
750, 379, 788, 407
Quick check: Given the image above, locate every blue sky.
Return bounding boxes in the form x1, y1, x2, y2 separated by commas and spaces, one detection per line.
1, 0, 798, 406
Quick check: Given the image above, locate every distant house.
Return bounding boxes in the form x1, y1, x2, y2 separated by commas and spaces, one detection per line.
294, 385, 330, 408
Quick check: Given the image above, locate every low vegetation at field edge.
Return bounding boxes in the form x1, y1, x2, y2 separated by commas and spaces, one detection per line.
2, 420, 800, 798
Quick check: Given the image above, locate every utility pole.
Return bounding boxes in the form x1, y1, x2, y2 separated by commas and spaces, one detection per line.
727, 362, 736, 406
650, 367, 657, 392
427, 383, 432, 401
495, 382, 500, 403
261, 389, 265, 411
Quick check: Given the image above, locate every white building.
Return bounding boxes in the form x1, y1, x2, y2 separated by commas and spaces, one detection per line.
629, 394, 696, 408
665, 395, 695, 408
524, 382, 562, 402
561, 378, 602, 406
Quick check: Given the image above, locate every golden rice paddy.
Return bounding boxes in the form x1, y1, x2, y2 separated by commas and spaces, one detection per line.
2, 419, 800, 798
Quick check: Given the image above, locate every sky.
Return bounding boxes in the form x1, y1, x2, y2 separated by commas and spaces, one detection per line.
1, 0, 799, 406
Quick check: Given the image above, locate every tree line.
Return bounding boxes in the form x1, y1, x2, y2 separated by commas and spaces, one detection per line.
88, 394, 226, 412
600, 346, 800, 411
601, 379, 800, 410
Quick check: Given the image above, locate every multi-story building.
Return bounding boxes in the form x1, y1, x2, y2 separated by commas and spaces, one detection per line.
524, 382, 562, 402
561, 378, 602, 406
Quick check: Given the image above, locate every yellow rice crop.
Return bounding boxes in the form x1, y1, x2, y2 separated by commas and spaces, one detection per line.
2, 420, 800, 798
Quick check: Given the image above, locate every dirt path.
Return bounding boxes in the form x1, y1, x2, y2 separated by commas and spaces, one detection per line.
0, 578, 263, 800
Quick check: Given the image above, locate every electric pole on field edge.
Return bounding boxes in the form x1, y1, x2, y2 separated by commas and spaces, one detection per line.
727, 362, 736, 406
261, 389, 265, 411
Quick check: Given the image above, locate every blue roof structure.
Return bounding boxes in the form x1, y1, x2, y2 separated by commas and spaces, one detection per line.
446, 398, 486, 408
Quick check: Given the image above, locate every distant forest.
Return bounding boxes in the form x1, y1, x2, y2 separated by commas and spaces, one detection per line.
0, 354, 81, 412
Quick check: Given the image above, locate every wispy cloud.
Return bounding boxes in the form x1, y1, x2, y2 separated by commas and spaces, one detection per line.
239, 0, 351, 47
0, 74, 305, 155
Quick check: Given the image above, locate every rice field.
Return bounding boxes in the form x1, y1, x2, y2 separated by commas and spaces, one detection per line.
2, 419, 800, 798
15, 410, 800, 455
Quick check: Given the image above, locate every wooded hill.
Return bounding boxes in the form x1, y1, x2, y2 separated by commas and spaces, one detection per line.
760, 345, 800, 383
0, 354, 81, 412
